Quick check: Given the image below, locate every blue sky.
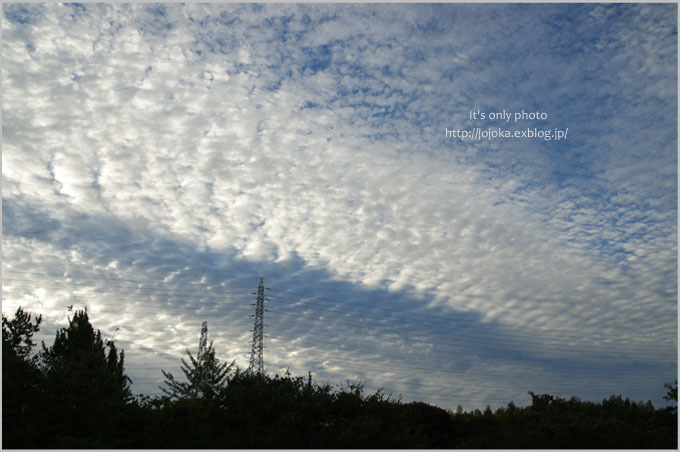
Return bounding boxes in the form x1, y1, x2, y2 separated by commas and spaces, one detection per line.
2, 3, 677, 410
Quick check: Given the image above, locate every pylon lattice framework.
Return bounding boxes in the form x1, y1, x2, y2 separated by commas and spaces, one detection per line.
248, 278, 266, 374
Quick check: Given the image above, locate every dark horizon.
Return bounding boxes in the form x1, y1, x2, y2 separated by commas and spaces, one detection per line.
2, 2, 677, 411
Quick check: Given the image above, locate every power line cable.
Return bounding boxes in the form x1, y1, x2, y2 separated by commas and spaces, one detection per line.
5, 287, 669, 362
5, 274, 668, 351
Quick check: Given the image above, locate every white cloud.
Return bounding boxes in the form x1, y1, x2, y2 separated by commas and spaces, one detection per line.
3, 3, 676, 409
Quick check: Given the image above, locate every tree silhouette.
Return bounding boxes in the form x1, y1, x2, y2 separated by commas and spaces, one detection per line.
2, 306, 42, 361
41, 310, 131, 397
38, 310, 132, 447
664, 380, 677, 403
160, 321, 235, 401
2, 307, 44, 448
3, 306, 677, 448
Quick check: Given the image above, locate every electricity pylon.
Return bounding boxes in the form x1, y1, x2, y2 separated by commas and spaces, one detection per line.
248, 278, 268, 374
197, 320, 208, 361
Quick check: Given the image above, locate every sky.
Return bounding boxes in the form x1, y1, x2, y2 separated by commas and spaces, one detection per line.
2, 2, 677, 410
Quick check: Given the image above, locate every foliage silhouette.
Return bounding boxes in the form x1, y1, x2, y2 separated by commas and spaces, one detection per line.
2, 307, 44, 448
664, 380, 677, 403
2, 307, 678, 449
159, 321, 235, 401
3, 306, 42, 361
37, 310, 133, 447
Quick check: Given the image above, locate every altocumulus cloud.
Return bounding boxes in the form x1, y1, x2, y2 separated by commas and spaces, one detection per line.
2, 3, 676, 409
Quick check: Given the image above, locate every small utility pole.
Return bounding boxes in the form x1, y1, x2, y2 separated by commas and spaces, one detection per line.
248, 278, 266, 374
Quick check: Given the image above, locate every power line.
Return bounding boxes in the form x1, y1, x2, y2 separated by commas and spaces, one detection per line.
263, 296, 669, 357
115, 350, 672, 406
2, 286, 255, 310
4, 273, 674, 406
122, 347, 667, 385
258, 336, 670, 377
112, 318, 670, 382
4, 273, 669, 350
5, 269, 674, 354
3, 270, 257, 291
2, 279, 252, 300
267, 289, 671, 342
5, 269, 656, 343
3, 285, 670, 360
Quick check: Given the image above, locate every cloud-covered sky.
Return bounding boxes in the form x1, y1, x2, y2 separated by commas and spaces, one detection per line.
2, 3, 677, 409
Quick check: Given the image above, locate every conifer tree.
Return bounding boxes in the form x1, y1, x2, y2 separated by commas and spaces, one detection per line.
41, 310, 131, 397
39, 310, 132, 446
2, 306, 42, 361
2, 307, 44, 448
160, 321, 235, 400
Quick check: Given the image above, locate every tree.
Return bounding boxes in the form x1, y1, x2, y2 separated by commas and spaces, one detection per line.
38, 310, 132, 447
664, 380, 677, 403
160, 321, 235, 401
2, 306, 42, 360
2, 307, 44, 448
41, 310, 131, 397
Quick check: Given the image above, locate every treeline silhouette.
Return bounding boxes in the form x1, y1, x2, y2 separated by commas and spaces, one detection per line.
3, 307, 677, 448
